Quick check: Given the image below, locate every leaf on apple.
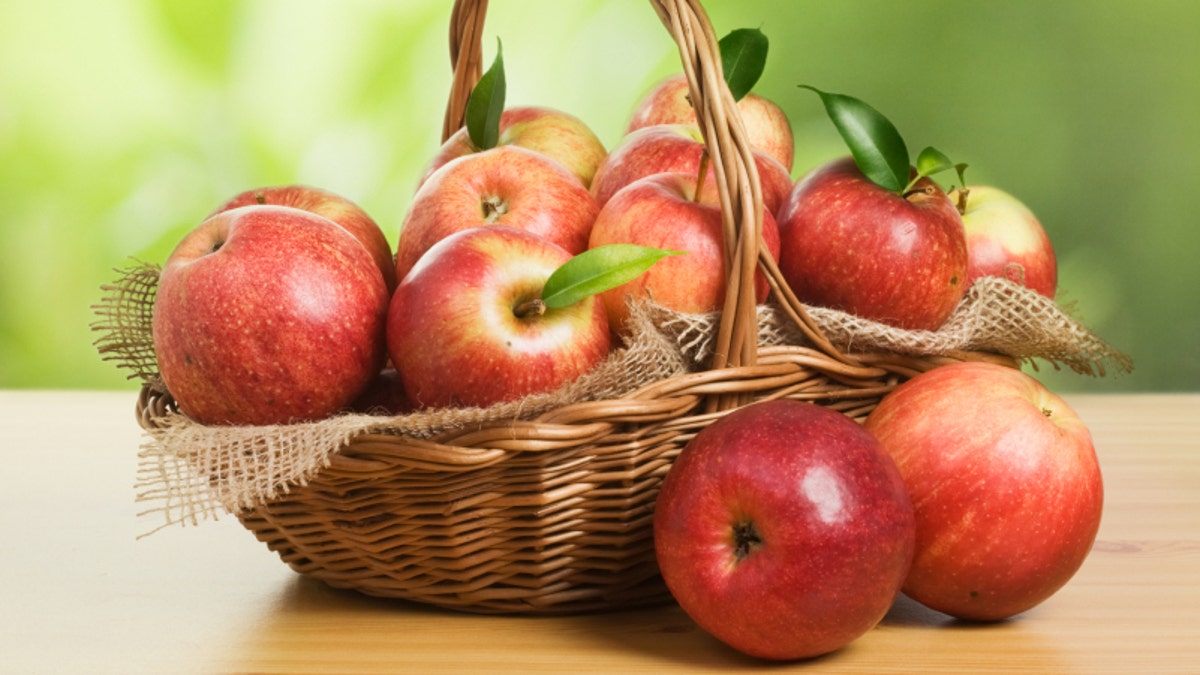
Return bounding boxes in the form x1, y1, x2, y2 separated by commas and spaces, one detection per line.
801, 85, 968, 196
540, 245, 683, 310
466, 38, 506, 151
800, 85, 910, 193
719, 28, 769, 102
913, 147, 969, 196
915, 146, 954, 180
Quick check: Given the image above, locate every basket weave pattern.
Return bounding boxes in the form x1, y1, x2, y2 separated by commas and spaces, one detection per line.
92, 0, 1131, 614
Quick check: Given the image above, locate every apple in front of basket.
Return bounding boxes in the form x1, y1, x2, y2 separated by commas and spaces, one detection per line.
386, 225, 679, 409
654, 399, 916, 661
152, 204, 390, 426
864, 361, 1103, 622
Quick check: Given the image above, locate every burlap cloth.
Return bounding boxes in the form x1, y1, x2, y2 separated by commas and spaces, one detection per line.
92, 260, 1131, 534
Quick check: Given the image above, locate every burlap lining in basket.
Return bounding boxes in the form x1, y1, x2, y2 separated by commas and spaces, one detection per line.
92, 259, 1131, 534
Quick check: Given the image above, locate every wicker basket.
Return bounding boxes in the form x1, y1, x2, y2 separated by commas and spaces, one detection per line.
104, 0, 1128, 615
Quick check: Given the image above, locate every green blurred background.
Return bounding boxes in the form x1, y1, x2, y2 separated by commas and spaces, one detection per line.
2, 0, 1196, 392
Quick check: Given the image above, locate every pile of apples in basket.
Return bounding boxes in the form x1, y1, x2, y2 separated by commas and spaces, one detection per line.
149, 30, 1103, 661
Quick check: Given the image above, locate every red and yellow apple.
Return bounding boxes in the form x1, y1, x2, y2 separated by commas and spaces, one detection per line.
776, 156, 968, 330
211, 184, 396, 291
950, 184, 1058, 298
864, 361, 1103, 621
395, 145, 600, 284
387, 226, 611, 409
627, 73, 794, 171
153, 205, 390, 426
422, 105, 608, 189
587, 171, 780, 332
589, 124, 794, 216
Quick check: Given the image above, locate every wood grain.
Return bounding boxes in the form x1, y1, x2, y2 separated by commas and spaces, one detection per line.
2, 391, 1197, 673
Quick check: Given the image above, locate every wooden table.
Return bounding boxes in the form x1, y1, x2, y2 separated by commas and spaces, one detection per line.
3, 390, 1197, 673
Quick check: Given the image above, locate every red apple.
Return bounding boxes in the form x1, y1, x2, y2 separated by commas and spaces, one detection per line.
776, 156, 968, 330
627, 74, 795, 171
949, 184, 1058, 298
864, 361, 1103, 621
587, 171, 781, 332
654, 399, 915, 661
387, 226, 611, 409
421, 105, 608, 189
153, 205, 390, 426
394, 145, 599, 283
589, 124, 794, 216
211, 184, 396, 291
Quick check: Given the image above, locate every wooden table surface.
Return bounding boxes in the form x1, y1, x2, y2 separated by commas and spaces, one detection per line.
3, 390, 1198, 674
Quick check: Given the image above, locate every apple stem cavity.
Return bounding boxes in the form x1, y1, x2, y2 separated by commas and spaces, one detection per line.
732, 520, 763, 562
903, 185, 937, 201
513, 297, 547, 319
481, 195, 508, 223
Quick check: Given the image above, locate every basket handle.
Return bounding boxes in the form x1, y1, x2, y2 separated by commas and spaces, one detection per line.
440, 0, 857, 410
442, 0, 490, 142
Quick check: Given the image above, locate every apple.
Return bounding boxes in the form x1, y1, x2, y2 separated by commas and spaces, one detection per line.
420, 105, 608, 189
654, 399, 915, 661
775, 156, 968, 331
863, 361, 1103, 621
394, 145, 600, 283
387, 225, 611, 409
153, 205, 390, 426
587, 171, 781, 332
949, 184, 1058, 298
627, 74, 795, 171
211, 184, 396, 291
589, 124, 794, 216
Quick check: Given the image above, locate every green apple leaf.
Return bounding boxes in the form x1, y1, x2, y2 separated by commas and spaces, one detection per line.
915, 146, 955, 178
466, 38, 505, 151
540, 244, 683, 310
908, 146, 967, 193
800, 85, 910, 193
720, 28, 769, 101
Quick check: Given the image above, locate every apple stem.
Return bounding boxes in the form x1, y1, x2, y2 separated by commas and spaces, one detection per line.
954, 185, 970, 215
513, 298, 547, 319
693, 150, 711, 203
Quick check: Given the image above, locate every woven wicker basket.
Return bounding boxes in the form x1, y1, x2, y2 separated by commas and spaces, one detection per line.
109, 0, 1127, 615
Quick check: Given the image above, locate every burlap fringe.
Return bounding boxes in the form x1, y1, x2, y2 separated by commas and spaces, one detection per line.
92, 260, 1131, 535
